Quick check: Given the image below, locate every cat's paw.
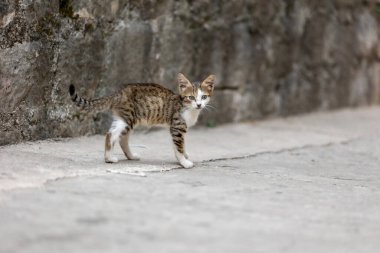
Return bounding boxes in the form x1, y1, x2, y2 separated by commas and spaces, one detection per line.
105, 156, 119, 163
127, 153, 140, 160
180, 159, 194, 169
184, 152, 189, 159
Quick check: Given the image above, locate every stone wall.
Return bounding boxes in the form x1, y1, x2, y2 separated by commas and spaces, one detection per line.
1, 0, 380, 145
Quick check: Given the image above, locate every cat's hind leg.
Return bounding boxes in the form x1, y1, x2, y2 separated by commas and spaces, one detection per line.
104, 117, 127, 163
119, 128, 140, 160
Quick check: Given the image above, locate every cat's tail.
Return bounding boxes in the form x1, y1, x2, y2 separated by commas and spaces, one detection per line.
69, 84, 112, 111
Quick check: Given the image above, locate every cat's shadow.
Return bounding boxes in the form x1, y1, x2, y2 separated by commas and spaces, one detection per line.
115, 157, 181, 168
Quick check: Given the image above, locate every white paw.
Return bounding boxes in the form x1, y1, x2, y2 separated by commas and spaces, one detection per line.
128, 153, 140, 161
184, 152, 189, 159
105, 156, 119, 163
180, 159, 194, 169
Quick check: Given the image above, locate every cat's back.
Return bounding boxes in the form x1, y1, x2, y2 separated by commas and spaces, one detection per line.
113, 83, 180, 126
122, 83, 175, 98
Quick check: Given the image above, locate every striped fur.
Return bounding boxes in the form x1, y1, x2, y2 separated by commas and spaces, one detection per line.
68, 73, 215, 168
69, 84, 113, 111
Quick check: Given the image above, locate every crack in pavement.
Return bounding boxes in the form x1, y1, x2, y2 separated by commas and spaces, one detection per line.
0, 135, 367, 194
200, 137, 361, 164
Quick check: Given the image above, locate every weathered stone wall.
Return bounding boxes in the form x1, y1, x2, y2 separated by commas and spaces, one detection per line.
1, 0, 380, 145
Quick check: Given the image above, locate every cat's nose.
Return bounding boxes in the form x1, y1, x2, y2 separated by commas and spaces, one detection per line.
196, 104, 201, 109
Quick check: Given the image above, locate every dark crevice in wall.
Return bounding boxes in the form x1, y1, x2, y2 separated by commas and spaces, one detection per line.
59, 0, 77, 19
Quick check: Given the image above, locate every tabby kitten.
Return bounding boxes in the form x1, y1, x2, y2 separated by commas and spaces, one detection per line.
69, 73, 215, 168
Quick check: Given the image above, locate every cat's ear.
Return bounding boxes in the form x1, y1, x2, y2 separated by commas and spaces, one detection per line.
177, 73, 192, 94
201, 74, 215, 94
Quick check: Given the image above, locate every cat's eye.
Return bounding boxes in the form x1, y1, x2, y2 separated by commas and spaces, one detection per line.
201, 95, 208, 100
189, 96, 195, 100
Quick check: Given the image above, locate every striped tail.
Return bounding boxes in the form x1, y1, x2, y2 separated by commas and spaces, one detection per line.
69, 84, 112, 111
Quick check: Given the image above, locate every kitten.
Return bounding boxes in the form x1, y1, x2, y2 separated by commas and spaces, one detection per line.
69, 73, 215, 168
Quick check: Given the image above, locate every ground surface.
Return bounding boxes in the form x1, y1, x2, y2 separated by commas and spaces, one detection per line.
1, 107, 380, 253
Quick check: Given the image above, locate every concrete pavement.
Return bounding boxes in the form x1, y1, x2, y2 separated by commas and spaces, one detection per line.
1, 107, 380, 252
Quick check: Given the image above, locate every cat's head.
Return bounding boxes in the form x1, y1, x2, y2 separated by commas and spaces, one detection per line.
177, 73, 215, 110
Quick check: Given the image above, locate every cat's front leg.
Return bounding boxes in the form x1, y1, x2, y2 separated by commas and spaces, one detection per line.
170, 126, 193, 168
174, 148, 193, 168
183, 136, 189, 159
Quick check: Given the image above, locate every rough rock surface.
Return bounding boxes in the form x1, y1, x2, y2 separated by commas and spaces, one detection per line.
1, 0, 380, 145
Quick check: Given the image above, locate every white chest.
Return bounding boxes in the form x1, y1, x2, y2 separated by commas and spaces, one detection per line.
181, 109, 200, 128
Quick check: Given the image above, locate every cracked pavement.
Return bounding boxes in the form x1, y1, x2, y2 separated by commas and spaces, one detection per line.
1, 107, 380, 253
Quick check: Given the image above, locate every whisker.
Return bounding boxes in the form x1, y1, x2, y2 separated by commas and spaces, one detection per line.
205, 105, 216, 111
